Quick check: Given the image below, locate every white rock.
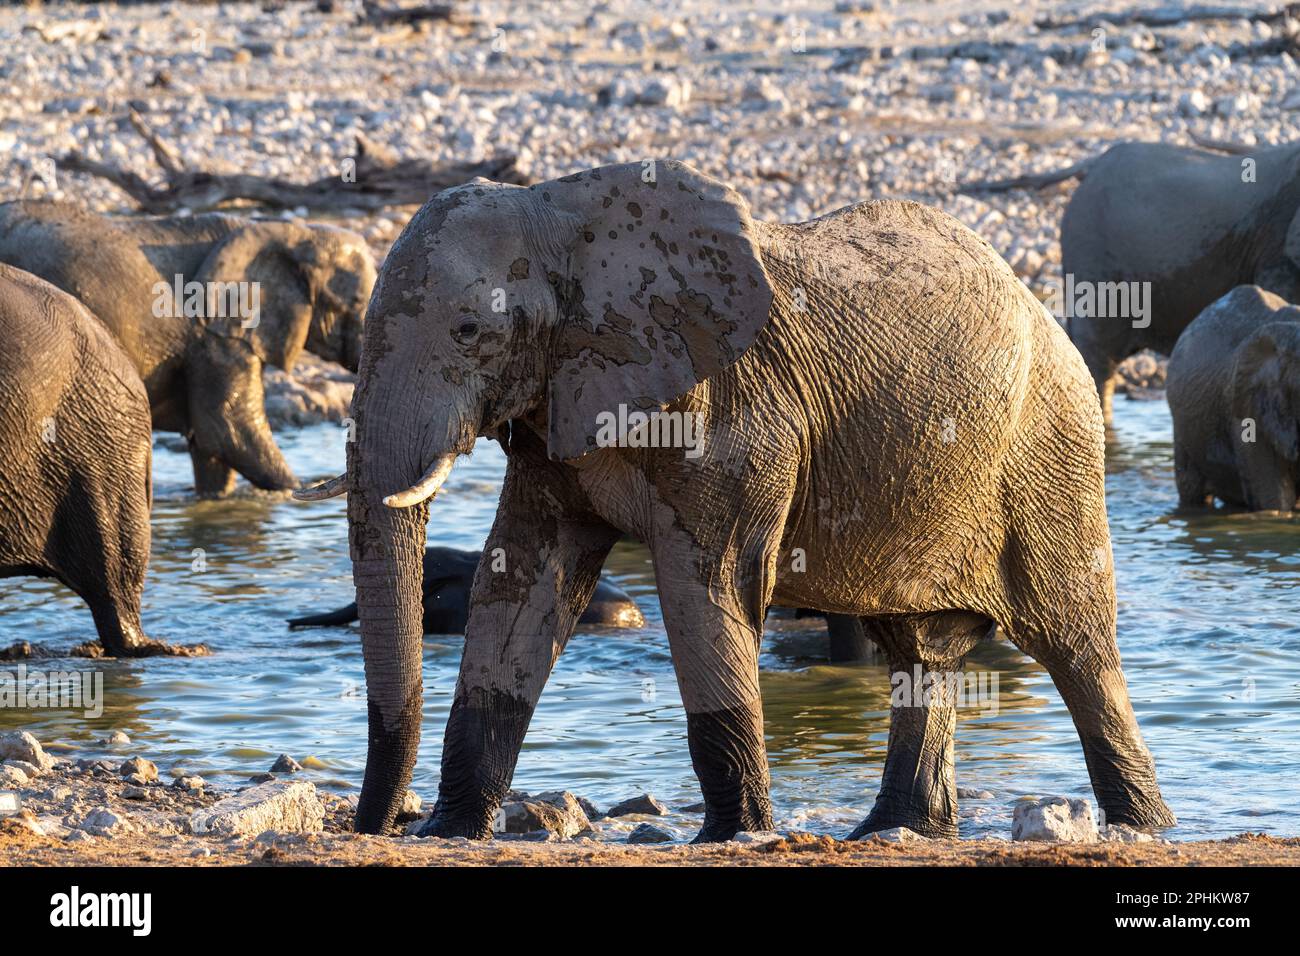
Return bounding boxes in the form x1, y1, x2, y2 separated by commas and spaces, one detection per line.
1178, 90, 1211, 116
1102, 823, 1156, 843
0, 731, 55, 771
80, 808, 131, 836
731, 830, 783, 844
1011, 796, 1098, 843
0, 765, 29, 788
189, 780, 325, 837
4, 759, 41, 779
869, 826, 930, 843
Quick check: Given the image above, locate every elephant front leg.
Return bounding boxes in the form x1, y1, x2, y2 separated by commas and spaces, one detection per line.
419, 514, 620, 839
655, 549, 775, 842
188, 439, 237, 499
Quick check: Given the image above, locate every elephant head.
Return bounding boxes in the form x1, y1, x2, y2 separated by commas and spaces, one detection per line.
195, 220, 375, 373
296, 160, 773, 832
1231, 315, 1300, 510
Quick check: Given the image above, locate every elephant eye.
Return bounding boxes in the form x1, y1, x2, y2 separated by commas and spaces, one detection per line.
454, 320, 480, 338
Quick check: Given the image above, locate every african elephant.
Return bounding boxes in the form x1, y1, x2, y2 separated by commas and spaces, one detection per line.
0, 200, 376, 497
1061, 141, 1300, 422
286, 545, 646, 631
0, 264, 172, 656
297, 160, 1174, 841
1168, 285, 1300, 511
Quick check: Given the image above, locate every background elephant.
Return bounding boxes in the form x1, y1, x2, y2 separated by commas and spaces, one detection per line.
1061, 141, 1300, 422
286, 545, 646, 631
0, 264, 174, 656
299, 160, 1173, 841
0, 200, 376, 497
1168, 285, 1300, 511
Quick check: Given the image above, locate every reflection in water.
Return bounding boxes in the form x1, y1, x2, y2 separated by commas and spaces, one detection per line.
1, 399, 1298, 838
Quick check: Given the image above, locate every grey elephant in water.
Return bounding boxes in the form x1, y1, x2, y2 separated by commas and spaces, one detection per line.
0, 264, 195, 657
1168, 285, 1300, 511
1061, 141, 1300, 422
297, 160, 1173, 841
287, 545, 646, 631
0, 200, 376, 497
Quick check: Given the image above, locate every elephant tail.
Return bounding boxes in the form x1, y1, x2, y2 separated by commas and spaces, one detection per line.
287, 602, 359, 629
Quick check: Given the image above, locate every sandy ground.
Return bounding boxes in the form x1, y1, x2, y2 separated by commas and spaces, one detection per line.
4, 817, 1299, 866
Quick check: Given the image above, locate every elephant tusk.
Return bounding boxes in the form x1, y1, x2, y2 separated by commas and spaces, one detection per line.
292, 474, 349, 501
383, 454, 457, 508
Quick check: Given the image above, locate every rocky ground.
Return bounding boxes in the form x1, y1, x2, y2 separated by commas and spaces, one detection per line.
4, 729, 1299, 865
5, 0, 1286, 409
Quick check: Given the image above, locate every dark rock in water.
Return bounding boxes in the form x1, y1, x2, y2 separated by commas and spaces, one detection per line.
678, 801, 706, 813
270, 754, 303, 774
957, 787, 995, 800
576, 795, 601, 820
605, 793, 669, 817
248, 772, 276, 784
627, 822, 674, 844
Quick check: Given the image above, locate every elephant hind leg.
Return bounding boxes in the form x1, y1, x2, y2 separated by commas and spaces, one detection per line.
846, 612, 993, 840
1002, 576, 1175, 830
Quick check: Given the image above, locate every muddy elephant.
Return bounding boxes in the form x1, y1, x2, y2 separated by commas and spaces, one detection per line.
297, 160, 1174, 841
1061, 141, 1300, 422
0, 200, 376, 497
1168, 285, 1300, 511
0, 265, 174, 656
287, 545, 646, 631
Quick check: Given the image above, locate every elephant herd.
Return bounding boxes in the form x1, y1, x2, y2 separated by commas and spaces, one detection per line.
0, 141, 1294, 842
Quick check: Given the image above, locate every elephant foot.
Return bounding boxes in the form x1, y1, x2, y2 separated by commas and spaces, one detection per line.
689, 789, 773, 844
1098, 790, 1177, 831
412, 811, 495, 840
71, 639, 212, 659
846, 804, 958, 841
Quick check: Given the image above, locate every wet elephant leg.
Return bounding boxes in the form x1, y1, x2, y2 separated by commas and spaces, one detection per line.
825, 613, 879, 662
848, 613, 993, 840
653, 541, 776, 843
189, 439, 237, 499
421, 501, 619, 838
1029, 639, 1176, 830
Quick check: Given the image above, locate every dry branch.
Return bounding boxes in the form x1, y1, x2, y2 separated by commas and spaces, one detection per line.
56, 110, 525, 214
1034, 3, 1300, 31
358, 1, 473, 28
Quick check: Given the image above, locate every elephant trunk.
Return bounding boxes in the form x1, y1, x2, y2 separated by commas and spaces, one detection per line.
348, 459, 430, 834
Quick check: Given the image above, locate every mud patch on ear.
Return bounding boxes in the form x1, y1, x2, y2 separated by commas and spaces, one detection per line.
539, 160, 773, 461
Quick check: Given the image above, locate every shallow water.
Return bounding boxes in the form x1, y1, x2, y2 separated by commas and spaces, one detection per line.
2, 399, 1297, 840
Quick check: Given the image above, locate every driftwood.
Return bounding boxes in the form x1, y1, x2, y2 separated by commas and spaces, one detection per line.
57, 110, 525, 214
1034, 3, 1300, 31
358, 1, 473, 28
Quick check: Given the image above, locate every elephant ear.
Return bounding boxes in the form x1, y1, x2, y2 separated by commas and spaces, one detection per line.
195, 222, 315, 370
539, 160, 773, 461
1232, 324, 1300, 462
